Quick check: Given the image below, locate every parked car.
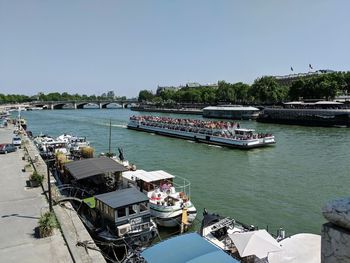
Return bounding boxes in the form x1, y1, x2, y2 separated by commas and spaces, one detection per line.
0, 144, 17, 154
12, 136, 21, 147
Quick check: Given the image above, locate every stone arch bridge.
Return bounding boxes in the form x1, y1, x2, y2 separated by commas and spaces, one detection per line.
30, 99, 138, 110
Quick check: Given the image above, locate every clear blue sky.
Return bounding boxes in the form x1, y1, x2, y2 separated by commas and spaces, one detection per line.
1, 0, 349, 98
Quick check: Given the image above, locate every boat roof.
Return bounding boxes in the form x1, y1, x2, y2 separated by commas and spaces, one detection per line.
235, 128, 255, 132
203, 106, 259, 111
141, 232, 239, 263
314, 101, 343, 105
284, 101, 343, 105
123, 169, 175, 183
268, 233, 321, 263
64, 157, 128, 181
284, 101, 303, 105
95, 188, 148, 208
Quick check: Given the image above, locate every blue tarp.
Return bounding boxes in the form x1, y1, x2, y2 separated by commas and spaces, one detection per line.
141, 233, 240, 263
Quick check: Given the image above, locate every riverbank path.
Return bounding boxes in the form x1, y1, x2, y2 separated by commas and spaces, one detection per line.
0, 125, 72, 262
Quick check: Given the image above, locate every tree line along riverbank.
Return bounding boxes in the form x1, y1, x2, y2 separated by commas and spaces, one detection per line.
138, 71, 350, 105
1, 71, 349, 105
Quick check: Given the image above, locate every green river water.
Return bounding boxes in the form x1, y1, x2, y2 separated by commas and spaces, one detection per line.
20, 109, 350, 236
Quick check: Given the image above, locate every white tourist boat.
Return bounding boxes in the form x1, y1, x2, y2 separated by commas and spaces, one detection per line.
106, 102, 123, 109
200, 209, 256, 252
127, 116, 275, 149
69, 136, 90, 151
122, 169, 197, 227
200, 209, 283, 261
34, 134, 70, 156
0, 110, 10, 118
83, 103, 99, 109
203, 105, 260, 120
33, 133, 90, 158
56, 134, 90, 151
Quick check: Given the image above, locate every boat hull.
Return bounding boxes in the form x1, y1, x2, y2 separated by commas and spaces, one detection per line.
257, 116, 350, 127
95, 226, 158, 248
151, 206, 197, 227
127, 123, 275, 149
79, 213, 158, 248
258, 108, 350, 127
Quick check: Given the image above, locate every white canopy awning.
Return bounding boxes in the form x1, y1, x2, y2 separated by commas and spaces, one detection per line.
229, 230, 282, 259
268, 233, 321, 263
123, 170, 175, 183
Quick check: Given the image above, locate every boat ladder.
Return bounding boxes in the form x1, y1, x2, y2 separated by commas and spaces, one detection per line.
210, 217, 234, 231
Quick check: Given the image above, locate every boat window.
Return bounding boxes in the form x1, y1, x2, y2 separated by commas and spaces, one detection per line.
139, 202, 148, 212
128, 204, 138, 215
117, 208, 126, 218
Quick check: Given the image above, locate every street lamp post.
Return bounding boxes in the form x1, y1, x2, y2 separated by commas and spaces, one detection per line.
46, 158, 55, 212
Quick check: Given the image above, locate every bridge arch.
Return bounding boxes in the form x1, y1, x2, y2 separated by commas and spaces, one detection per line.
53, 103, 68, 109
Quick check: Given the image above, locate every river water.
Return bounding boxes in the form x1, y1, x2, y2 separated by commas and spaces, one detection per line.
20, 109, 350, 236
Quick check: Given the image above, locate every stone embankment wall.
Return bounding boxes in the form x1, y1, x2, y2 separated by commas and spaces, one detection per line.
321, 198, 350, 263
23, 135, 106, 263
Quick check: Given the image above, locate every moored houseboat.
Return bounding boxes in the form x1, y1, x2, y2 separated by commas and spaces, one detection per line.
80, 188, 158, 248
200, 209, 283, 261
60, 157, 158, 248
127, 115, 275, 149
257, 101, 350, 127
122, 169, 197, 227
200, 209, 321, 263
203, 105, 260, 120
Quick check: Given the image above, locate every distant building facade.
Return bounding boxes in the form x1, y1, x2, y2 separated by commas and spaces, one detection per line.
271, 70, 335, 86
107, 91, 115, 99
156, 86, 182, 95
156, 82, 218, 95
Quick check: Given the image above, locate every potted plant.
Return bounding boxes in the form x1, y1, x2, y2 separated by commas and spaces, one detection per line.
29, 171, 44, 187
23, 163, 33, 172
80, 146, 94, 158
38, 211, 58, 238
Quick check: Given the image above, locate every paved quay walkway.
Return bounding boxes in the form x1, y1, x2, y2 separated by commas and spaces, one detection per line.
0, 125, 72, 263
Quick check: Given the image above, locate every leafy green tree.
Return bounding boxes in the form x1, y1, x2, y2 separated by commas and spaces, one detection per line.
200, 87, 217, 104
343, 72, 350, 93
89, 95, 97, 101
217, 81, 236, 102
46, 92, 61, 101
289, 80, 305, 100
232, 82, 251, 103
251, 76, 288, 103
0, 93, 6, 104
138, 90, 154, 102
159, 89, 177, 101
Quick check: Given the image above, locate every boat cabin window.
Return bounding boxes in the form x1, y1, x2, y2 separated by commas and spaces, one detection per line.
128, 204, 138, 215
117, 208, 126, 218
139, 202, 148, 212
96, 201, 115, 219
235, 130, 253, 136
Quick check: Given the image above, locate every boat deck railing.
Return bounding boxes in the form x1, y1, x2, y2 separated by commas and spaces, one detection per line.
131, 118, 275, 141
147, 175, 192, 200
172, 175, 192, 199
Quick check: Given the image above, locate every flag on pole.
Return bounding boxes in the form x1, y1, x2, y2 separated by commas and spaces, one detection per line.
309, 64, 313, 69
290, 67, 294, 71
